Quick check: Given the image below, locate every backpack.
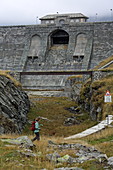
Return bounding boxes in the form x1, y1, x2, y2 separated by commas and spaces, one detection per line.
30, 121, 36, 131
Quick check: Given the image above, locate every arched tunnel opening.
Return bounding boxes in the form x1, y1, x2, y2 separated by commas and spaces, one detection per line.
51, 30, 69, 45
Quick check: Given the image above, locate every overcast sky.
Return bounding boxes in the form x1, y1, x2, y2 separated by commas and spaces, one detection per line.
0, 0, 113, 25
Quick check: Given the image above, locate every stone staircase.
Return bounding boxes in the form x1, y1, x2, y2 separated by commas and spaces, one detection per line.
65, 115, 113, 140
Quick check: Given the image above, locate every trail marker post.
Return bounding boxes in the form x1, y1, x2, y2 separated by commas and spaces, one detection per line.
104, 90, 112, 125
104, 90, 112, 103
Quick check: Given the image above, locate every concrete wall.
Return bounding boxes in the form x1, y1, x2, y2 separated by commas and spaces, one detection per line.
21, 74, 70, 90
0, 26, 26, 71
90, 22, 113, 69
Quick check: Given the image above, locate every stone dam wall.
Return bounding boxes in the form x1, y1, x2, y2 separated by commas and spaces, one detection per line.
0, 22, 113, 71
0, 21, 113, 93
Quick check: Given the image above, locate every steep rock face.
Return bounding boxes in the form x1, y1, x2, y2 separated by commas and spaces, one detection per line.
68, 77, 97, 121
0, 75, 30, 134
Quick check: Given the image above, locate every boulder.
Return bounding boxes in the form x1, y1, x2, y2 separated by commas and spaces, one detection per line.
1, 136, 34, 149
17, 150, 37, 157
46, 152, 60, 162
97, 154, 108, 163
57, 154, 74, 164
108, 157, 113, 166
64, 117, 81, 126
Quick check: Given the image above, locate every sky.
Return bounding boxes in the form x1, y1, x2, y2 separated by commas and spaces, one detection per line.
0, 0, 113, 25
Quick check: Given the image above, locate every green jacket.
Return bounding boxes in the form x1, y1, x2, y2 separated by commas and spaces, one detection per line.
34, 122, 39, 133
34, 122, 43, 133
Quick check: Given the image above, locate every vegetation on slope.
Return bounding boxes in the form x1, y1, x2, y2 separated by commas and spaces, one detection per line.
0, 135, 64, 170
1, 54, 113, 169
80, 123, 113, 157
1, 90, 113, 169
93, 55, 113, 70
1, 130, 113, 170
23, 96, 96, 137
79, 74, 113, 121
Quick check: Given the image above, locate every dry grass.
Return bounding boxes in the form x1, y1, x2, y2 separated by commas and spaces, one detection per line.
80, 126, 113, 156
83, 127, 113, 141
0, 94, 113, 169
93, 55, 113, 70
0, 135, 57, 169
92, 76, 113, 119
0, 134, 20, 139
0, 70, 21, 87
67, 75, 83, 80
24, 96, 96, 137
0, 135, 78, 169
77, 72, 113, 158
1, 132, 113, 169
96, 142, 113, 157
80, 75, 113, 122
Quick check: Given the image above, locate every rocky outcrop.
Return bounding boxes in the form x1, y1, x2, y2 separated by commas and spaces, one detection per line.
65, 76, 84, 101
47, 141, 113, 169
1, 136, 34, 149
64, 117, 81, 126
0, 75, 30, 134
1, 137, 113, 169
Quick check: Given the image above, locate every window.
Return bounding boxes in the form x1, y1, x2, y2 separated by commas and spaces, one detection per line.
80, 55, 84, 60
73, 55, 84, 62
51, 20, 54, 24
70, 19, 74, 23
76, 19, 79, 22
73, 56, 78, 62
46, 20, 49, 24
59, 19, 65, 24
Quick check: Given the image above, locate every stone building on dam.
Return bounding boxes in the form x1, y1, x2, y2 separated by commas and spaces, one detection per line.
0, 13, 113, 95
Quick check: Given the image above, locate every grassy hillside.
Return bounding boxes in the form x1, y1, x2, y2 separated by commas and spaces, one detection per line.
82, 124, 113, 157
1, 131, 113, 170
1, 55, 113, 169
1, 82, 113, 169
23, 96, 96, 137
0, 134, 65, 170
79, 74, 113, 121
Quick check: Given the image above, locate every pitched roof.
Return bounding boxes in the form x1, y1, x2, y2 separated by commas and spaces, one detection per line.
40, 13, 88, 20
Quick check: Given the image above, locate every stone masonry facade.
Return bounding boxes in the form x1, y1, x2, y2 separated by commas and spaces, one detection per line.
0, 13, 113, 92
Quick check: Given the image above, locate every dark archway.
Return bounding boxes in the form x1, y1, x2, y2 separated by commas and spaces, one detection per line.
51, 30, 69, 45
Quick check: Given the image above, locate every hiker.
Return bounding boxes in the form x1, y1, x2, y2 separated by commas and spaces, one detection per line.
32, 117, 42, 142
